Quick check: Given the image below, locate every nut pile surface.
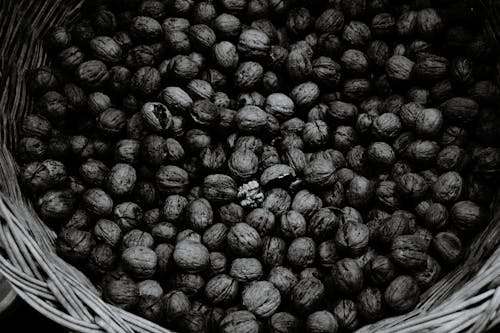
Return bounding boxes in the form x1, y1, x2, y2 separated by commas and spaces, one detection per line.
17, 0, 500, 332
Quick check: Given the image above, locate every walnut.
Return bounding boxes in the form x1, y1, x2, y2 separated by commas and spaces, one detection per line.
173, 240, 210, 273
384, 275, 420, 313
242, 281, 281, 318
204, 274, 239, 305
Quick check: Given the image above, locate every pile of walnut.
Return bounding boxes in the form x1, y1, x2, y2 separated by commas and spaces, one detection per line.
18, 0, 500, 332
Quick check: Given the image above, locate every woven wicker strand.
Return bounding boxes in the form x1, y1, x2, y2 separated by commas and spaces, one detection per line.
0, 0, 499, 332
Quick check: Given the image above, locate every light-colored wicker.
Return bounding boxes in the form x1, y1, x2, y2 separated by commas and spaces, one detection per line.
0, 1, 499, 332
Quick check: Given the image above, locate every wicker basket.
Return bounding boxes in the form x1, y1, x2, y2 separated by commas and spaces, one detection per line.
0, 1, 499, 332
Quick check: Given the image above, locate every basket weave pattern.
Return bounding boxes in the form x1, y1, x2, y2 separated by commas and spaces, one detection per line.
0, 1, 499, 332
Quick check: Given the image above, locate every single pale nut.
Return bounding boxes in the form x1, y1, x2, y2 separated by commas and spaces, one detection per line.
122, 246, 157, 279
173, 239, 210, 273
242, 281, 281, 318
384, 275, 420, 313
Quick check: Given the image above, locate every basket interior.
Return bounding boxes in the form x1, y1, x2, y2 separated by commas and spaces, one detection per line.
0, 1, 499, 333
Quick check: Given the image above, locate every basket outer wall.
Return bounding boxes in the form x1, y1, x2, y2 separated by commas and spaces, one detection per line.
0, 1, 499, 333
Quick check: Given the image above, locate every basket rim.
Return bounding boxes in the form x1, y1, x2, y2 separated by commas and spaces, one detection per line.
0, 272, 17, 316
